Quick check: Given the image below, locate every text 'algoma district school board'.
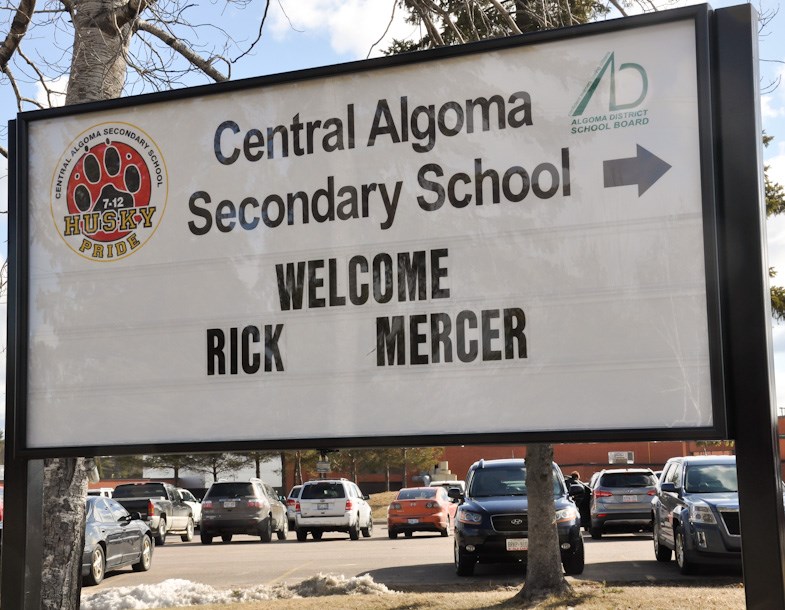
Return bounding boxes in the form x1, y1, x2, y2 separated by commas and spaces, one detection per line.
13, 5, 730, 455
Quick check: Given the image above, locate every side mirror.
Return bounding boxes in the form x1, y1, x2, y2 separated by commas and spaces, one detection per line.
660, 482, 677, 493
363, 494, 370, 501
128, 511, 143, 521
448, 488, 464, 501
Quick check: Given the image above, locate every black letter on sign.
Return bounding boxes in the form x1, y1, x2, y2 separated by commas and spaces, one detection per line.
207, 329, 225, 375
214, 120, 241, 165
242, 325, 261, 374
275, 262, 306, 310
265, 324, 285, 371
504, 308, 527, 358
376, 316, 405, 366
188, 191, 212, 236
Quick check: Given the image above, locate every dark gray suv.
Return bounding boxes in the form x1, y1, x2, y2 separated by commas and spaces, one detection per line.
652, 455, 740, 574
200, 479, 287, 544
589, 468, 657, 539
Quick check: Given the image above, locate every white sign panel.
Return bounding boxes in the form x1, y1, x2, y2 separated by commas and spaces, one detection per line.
23, 16, 715, 450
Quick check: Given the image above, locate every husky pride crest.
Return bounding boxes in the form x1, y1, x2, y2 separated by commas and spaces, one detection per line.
51, 122, 168, 261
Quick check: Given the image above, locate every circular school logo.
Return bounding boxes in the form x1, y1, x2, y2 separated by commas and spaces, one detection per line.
51, 122, 168, 261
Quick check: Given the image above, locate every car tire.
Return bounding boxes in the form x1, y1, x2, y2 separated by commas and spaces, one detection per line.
349, 520, 360, 540
361, 517, 373, 538
260, 516, 273, 543
312, 530, 323, 540
454, 541, 476, 577
388, 528, 398, 539
562, 536, 585, 575
154, 518, 167, 546
653, 522, 672, 562
296, 528, 308, 542
276, 517, 288, 540
84, 545, 105, 586
675, 527, 694, 575
221, 534, 233, 543
181, 517, 195, 542
590, 526, 602, 540
404, 531, 413, 538
200, 531, 213, 545
132, 535, 153, 572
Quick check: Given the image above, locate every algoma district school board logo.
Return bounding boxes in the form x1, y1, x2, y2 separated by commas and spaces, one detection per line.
51, 122, 168, 261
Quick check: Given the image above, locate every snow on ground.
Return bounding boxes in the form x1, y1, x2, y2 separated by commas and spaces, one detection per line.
81, 574, 395, 610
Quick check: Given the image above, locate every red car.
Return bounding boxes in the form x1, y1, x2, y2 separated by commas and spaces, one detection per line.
387, 486, 457, 538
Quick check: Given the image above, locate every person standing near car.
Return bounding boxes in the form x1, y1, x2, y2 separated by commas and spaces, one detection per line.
569, 471, 592, 530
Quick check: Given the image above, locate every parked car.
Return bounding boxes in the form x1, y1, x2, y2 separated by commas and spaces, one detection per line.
200, 479, 287, 544
295, 479, 373, 541
451, 458, 584, 577
387, 486, 457, 538
286, 485, 302, 530
178, 488, 202, 528
87, 487, 114, 498
429, 480, 466, 494
82, 496, 153, 586
652, 455, 740, 574
589, 468, 657, 539
112, 482, 194, 545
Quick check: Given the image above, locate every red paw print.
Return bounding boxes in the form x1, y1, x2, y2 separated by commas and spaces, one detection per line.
67, 140, 152, 242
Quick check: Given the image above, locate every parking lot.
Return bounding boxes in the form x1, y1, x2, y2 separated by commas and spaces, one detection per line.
85, 526, 742, 594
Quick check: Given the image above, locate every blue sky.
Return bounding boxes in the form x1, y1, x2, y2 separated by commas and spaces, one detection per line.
1, 0, 785, 430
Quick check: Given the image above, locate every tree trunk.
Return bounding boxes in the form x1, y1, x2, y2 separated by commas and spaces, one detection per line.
255, 456, 261, 478
40, 2, 134, 608
402, 448, 408, 487
280, 452, 288, 489
351, 455, 358, 483
296, 452, 303, 485
174, 465, 180, 487
516, 443, 572, 604
385, 463, 390, 491
41, 458, 88, 610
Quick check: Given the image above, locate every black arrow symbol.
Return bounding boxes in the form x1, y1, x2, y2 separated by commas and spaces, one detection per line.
603, 145, 672, 196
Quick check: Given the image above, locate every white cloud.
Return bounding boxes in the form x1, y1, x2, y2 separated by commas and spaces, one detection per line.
270, 0, 416, 58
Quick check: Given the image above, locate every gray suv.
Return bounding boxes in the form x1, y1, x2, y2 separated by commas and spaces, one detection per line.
652, 455, 740, 573
200, 479, 287, 544
589, 468, 657, 539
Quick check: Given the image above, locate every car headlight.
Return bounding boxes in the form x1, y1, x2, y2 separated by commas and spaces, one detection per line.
457, 508, 483, 525
555, 507, 578, 523
689, 502, 717, 525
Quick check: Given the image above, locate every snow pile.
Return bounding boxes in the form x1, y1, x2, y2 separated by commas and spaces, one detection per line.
81, 574, 395, 609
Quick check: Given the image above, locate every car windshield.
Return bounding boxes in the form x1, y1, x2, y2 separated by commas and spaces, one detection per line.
301, 482, 346, 500
599, 473, 656, 488
112, 484, 165, 499
684, 464, 738, 493
204, 483, 254, 499
469, 466, 563, 497
397, 488, 436, 500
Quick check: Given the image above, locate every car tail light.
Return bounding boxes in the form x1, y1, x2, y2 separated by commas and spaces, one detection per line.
345, 499, 354, 511
247, 499, 263, 508
593, 489, 613, 498
287, 498, 297, 507
390, 502, 402, 511
202, 500, 213, 509
147, 500, 155, 516
647, 489, 657, 496
295, 501, 301, 513
425, 502, 437, 509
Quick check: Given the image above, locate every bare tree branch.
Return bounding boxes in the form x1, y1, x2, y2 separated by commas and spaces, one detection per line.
232, 0, 269, 64
136, 19, 228, 82
0, 0, 36, 69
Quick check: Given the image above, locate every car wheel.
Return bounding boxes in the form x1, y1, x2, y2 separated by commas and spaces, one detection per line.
562, 536, 585, 575
653, 521, 672, 562
200, 531, 213, 545
296, 528, 308, 542
312, 530, 323, 540
132, 535, 153, 572
260, 516, 273, 543
675, 527, 694, 575
388, 528, 398, 539
154, 518, 167, 546
349, 520, 360, 540
84, 545, 105, 586
441, 516, 451, 537
181, 517, 195, 542
276, 516, 288, 540
361, 517, 373, 538
590, 526, 602, 540
404, 531, 413, 538
221, 534, 233, 543
454, 540, 476, 577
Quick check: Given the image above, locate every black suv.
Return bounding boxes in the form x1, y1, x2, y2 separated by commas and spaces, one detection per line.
451, 458, 584, 576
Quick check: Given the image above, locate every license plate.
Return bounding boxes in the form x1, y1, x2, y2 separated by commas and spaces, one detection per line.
623, 495, 638, 503
317, 503, 328, 510
408, 518, 419, 524
223, 501, 235, 508
506, 538, 529, 551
